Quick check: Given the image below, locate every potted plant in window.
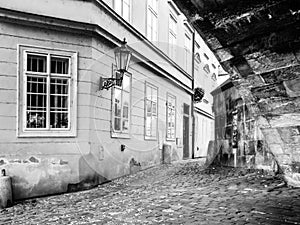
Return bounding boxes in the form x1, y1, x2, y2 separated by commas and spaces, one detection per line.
194, 87, 205, 103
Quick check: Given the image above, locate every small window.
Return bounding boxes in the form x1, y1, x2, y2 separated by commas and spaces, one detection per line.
147, 0, 158, 42
145, 83, 158, 139
184, 33, 192, 71
195, 53, 201, 63
203, 64, 210, 74
166, 93, 176, 140
212, 73, 217, 81
114, 0, 131, 22
168, 13, 177, 59
112, 72, 131, 136
204, 53, 209, 60
212, 63, 216, 69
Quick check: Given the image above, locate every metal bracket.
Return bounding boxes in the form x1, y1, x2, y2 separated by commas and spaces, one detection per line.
100, 77, 118, 90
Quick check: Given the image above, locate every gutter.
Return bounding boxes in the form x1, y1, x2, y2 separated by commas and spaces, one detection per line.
191, 31, 195, 159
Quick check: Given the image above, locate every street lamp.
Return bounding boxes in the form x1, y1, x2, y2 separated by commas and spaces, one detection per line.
100, 38, 132, 90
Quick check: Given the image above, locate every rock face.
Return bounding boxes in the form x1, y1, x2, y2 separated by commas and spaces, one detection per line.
173, 0, 300, 186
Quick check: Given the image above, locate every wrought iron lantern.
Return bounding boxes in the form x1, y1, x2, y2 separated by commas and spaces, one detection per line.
100, 38, 132, 90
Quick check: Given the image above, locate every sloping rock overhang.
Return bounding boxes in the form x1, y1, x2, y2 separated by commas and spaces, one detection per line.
173, 0, 300, 186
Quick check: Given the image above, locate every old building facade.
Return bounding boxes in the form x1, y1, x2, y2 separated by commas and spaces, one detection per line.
0, 0, 221, 199
193, 32, 220, 158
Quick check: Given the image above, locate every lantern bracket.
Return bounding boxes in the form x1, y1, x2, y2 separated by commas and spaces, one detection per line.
99, 38, 131, 91
99, 73, 124, 90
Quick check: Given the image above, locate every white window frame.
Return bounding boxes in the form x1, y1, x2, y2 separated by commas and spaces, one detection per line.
17, 45, 77, 137
168, 13, 177, 59
145, 82, 158, 140
166, 93, 176, 141
114, 0, 132, 22
146, 0, 158, 42
111, 70, 132, 138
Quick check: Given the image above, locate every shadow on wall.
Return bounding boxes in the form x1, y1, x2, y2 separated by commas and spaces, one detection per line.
67, 152, 108, 192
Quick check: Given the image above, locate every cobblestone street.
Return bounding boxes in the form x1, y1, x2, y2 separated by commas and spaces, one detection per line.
1, 159, 300, 225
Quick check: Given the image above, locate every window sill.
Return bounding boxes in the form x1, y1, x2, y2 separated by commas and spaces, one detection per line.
18, 130, 77, 138
111, 132, 130, 139
145, 136, 157, 141
166, 138, 176, 142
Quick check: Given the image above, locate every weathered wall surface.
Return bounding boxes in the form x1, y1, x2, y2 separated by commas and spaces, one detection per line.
0, 21, 96, 199
212, 81, 278, 172
0, 1, 194, 199
88, 36, 192, 180
173, 0, 300, 186
194, 112, 214, 158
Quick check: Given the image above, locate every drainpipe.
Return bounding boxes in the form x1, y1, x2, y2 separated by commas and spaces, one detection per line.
191, 31, 195, 159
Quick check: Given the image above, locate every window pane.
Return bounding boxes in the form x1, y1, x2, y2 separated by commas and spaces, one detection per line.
50, 78, 69, 129
50, 112, 68, 128
152, 88, 157, 101
122, 119, 129, 132
122, 92, 130, 119
26, 76, 47, 128
114, 118, 121, 131
123, 74, 130, 92
51, 57, 69, 74
152, 102, 157, 115
146, 85, 152, 100
114, 89, 122, 117
123, 92, 130, 106
115, 0, 122, 15
147, 11, 152, 40
151, 116, 157, 137
146, 100, 152, 113
123, 1, 130, 21
26, 111, 46, 128
153, 16, 157, 41
145, 116, 151, 136
123, 106, 129, 119
27, 54, 46, 73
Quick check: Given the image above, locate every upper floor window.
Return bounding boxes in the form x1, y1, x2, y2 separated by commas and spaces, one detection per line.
18, 45, 77, 137
195, 53, 201, 63
195, 41, 200, 50
184, 32, 192, 71
112, 71, 131, 136
212, 63, 216, 69
212, 73, 217, 81
203, 64, 210, 74
168, 14, 177, 59
204, 53, 209, 60
145, 83, 158, 139
166, 93, 176, 140
147, 0, 158, 42
114, 0, 131, 22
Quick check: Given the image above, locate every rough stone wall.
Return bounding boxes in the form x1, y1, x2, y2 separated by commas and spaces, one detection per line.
175, 0, 300, 186
212, 80, 280, 173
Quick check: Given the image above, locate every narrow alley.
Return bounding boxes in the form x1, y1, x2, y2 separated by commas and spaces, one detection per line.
1, 160, 299, 225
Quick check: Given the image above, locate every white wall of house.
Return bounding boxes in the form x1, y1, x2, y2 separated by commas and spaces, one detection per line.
0, 0, 193, 199
193, 32, 219, 158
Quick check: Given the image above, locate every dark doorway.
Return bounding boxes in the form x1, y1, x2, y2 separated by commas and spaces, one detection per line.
183, 104, 190, 159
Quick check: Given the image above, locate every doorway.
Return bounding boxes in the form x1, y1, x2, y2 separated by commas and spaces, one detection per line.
183, 104, 190, 159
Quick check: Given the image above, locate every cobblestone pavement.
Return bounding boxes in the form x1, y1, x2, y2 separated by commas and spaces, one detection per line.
1, 159, 300, 225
